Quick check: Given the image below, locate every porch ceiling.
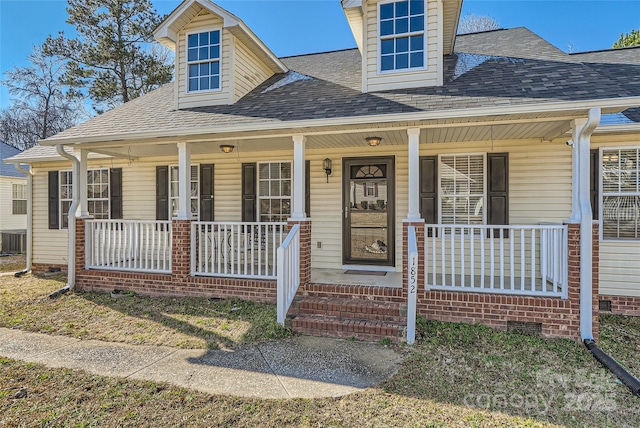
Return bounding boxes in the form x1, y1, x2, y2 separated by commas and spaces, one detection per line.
77, 114, 576, 159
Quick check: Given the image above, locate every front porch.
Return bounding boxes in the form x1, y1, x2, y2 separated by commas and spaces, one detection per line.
61, 109, 604, 342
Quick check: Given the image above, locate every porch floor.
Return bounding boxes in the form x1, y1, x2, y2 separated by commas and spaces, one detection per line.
310, 268, 402, 288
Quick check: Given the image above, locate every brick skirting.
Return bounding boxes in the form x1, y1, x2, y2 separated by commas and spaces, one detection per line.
32, 263, 68, 275
599, 295, 640, 317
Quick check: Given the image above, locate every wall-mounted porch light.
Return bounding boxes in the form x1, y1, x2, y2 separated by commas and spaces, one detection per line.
219, 144, 235, 153
366, 136, 382, 147
323, 158, 332, 183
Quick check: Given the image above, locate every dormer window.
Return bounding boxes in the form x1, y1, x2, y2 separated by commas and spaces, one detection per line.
379, 0, 425, 72
187, 30, 221, 92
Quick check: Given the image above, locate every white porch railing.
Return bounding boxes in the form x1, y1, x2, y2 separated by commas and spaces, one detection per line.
425, 224, 568, 298
406, 225, 418, 345
191, 222, 286, 279
277, 223, 301, 325
85, 220, 172, 274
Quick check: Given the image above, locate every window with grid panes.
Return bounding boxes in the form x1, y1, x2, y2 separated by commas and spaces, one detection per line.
169, 165, 199, 219
12, 183, 26, 215
379, 0, 425, 72
602, 148, 640, 239
87, 169, 110, 219
439, 154, 485, 225
258, 162, 291, 222
59, 171, 73, 229
187, 30, 221, 92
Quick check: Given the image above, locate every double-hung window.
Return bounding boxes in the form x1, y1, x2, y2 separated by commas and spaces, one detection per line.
12, 183, 26, 215
59, 169, 110, 228
379, 0, 425, 72
439, 154, 485, 225
87, 169, 110, 219
169, 165, 199, 219
601, 148, 640, 239
258, 162, 291, 222
187, 30, 221, 92
60, 171, 73, 229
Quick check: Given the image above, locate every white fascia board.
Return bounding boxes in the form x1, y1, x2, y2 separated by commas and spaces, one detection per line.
594, 123, 640, 134
229, 22, 288, 73
39, 96, 640, 146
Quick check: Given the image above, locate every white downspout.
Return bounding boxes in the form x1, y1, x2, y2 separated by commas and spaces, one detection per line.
575, 108, 601, 341
56, 144, 80, 290
13, 164, 32, 273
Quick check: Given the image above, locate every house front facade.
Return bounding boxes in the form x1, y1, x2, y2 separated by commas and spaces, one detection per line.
8, 0, 640, 342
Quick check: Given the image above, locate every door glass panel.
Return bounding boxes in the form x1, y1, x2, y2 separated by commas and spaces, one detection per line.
348, 171, 388, 262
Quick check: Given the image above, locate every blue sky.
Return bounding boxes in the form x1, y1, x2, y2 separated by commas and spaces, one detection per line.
1, 0, 639, 108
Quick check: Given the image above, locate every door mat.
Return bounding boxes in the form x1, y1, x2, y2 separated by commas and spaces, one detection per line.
344, 270, 387, 276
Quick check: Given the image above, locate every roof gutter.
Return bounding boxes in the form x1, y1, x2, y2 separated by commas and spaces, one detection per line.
12, 164, 32, 276
38, 96, 640, 146
51, 145, 80, 296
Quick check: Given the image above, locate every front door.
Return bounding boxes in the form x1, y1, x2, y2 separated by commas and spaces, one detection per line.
343, 157, 395, 266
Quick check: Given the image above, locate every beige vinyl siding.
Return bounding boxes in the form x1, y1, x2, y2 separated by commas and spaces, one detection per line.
592, 135, 640, 298
420, 139, 573, 224
31, 168, 68, 264
0, 177, 27, 231
363, 0, 441, 92
176, 11, 231, 109
233, 39, 274, 102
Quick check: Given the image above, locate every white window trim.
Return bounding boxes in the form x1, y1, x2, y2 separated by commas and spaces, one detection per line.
59, 170, 73, 230
599, 146, 640, 241
87, 169, 110, 220
59, 169, 111, 229
257, 160, 292, 223
437, 153, 487, 226
377, 0, 428, 75
12, 183, 27, 215
169, 164, 200, 220
185, 28, 223, 94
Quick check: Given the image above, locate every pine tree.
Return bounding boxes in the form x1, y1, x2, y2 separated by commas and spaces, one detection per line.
44, 0, 173, 113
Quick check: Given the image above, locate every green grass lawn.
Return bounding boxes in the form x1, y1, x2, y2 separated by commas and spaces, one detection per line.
1, 274, 639, 427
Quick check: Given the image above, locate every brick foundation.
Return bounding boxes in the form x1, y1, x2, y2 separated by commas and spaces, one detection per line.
401, 221, 600, 341
599, 295, 640, 316
32, 263, 68, 275
288, 220, 311, 286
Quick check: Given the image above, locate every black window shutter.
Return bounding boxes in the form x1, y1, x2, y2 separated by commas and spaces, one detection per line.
156, 166, 169, 220
590, 149, 599, 220
48, 170, 59, 229
242, 163, 257, 221
200, 164, 215, 221
305, 160, 310, 217
419, 156, 438, 224
110, 168, 123, 219
487, 153, 509, 233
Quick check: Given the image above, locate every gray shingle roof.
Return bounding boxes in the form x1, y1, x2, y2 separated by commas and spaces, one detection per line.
44, 28, 640, 143
0, 142, 25, 177
571, 46, 640, 123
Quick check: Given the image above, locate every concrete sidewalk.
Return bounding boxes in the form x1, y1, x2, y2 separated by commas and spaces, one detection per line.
0, 327, 404, 399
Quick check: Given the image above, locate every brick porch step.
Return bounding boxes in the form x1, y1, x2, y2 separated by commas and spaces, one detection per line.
288, 296, 406, 343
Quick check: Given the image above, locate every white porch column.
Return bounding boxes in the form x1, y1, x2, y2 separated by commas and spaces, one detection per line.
571, 108, 601, 341
79, 149, 89, 217
406, 127, 422, 221
176, 142, 192, 220
290, 135, 306, 220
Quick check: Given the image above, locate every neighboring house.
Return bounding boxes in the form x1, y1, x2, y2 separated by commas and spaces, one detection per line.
7, 0, 640, 342
0, 142, 27, 253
